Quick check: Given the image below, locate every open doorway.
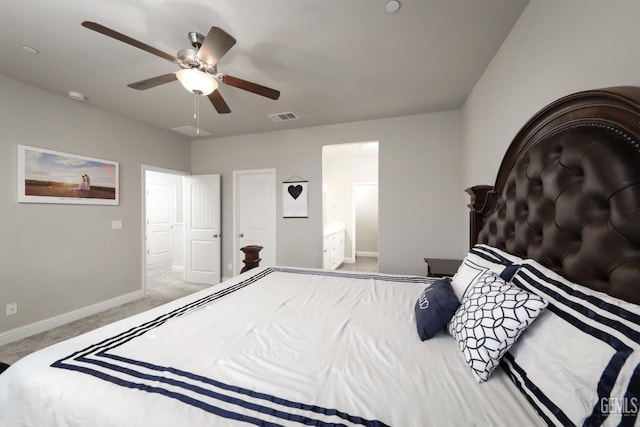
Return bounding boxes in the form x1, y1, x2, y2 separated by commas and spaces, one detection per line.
143, 167, 187, 290
322, 142, 379, 272
143, 166, 222, 292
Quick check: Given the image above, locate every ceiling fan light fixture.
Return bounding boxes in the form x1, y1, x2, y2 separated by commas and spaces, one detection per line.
176, 68, 218, 95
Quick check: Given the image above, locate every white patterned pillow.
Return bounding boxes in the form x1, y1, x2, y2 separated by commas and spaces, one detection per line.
448, 270, 548, 383
451, 244, 524, 300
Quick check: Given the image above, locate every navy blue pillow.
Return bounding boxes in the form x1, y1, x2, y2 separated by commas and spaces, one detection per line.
414, 278, 459, 341
499, 264, 521, 281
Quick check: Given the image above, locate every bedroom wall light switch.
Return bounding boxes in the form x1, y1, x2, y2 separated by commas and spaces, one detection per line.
112, 220, 123, 230
6, 303, 17, 316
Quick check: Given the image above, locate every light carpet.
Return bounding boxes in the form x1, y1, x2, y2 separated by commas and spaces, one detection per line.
0, 281, 209, 365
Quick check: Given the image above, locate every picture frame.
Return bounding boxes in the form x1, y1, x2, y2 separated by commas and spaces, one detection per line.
18, 145, 119, 205
282, 180, 308, 218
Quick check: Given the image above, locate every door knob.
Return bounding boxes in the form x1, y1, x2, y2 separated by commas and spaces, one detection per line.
213, 234, 219, 238
239, 233, 244, 237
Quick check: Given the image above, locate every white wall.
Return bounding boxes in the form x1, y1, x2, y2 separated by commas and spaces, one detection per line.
191, 109, 464, 277
462, 0, 640, 190
0, 75, 190, 336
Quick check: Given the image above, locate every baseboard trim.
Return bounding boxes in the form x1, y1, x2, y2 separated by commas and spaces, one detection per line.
171, 265, 184, 272
0, 290, 144, 346
356, 251, 379, 258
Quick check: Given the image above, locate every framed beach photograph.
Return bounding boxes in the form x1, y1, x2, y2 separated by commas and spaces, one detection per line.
18, 145, 119, 205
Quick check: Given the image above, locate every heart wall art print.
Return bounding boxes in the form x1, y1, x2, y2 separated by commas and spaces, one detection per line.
283, 180, 308, 218
288, 184, 303, 200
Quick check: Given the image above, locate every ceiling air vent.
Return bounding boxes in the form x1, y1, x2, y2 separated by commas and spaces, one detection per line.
268, 112, 298, 122
171, 126, 211, 137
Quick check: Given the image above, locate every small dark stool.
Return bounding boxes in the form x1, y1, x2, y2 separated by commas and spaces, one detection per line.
240, 245, 263, 273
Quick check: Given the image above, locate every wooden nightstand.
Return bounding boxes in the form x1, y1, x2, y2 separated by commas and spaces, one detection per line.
424, 258, 462, 277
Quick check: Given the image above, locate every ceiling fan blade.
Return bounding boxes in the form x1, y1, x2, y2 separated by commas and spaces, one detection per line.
127, 73, 177, 90
197, 27, 236, 66
222, 75, 280, 100
81, 21, 176, 63
208, 90, 231, 114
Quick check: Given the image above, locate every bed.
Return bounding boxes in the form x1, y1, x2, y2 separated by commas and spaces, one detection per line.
1, 87, 639, 426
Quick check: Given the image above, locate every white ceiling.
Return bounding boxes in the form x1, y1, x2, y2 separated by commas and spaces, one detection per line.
0, 0, 529, 139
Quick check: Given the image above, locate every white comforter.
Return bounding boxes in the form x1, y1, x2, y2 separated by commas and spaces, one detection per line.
0, 267, 543, 426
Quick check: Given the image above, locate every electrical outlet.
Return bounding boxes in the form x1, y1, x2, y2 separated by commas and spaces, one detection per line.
6, 303, 17, 316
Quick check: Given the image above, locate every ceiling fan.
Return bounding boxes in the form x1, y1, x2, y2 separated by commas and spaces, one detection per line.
81, 21, 280, 115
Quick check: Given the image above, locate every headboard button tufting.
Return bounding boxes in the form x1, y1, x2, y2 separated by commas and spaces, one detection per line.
467, 86, 640, 304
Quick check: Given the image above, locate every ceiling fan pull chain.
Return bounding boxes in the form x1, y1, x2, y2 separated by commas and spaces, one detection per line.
193, 92, 198, 120
195, 92, 200, 135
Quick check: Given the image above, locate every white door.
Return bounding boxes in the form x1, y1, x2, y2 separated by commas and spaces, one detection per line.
146, 183, 174, 266
185, 174, 221, 285
233, 169, 276, 275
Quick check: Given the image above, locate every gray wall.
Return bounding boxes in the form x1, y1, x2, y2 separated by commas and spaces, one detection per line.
463, 0, 640, 189
0, 75, 190, 334
191, 110, 465, 277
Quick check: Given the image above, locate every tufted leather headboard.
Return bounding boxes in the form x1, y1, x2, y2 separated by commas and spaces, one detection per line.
468, 87, 640, 305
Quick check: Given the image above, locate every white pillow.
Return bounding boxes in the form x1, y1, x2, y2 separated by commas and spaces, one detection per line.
505, 259, 640, 426
451, 244, 523, 300
447, 270, 548, 383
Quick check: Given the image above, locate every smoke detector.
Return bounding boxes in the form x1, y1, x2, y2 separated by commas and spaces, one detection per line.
386, 1, 401, 13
